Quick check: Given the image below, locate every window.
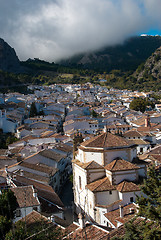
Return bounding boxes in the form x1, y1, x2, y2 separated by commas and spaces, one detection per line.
79, 176, 82, 190
16, 209, 21, 217
109, 190, 112, 195
130, 197, 133, 202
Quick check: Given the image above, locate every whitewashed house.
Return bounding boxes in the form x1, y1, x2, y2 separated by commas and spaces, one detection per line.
73, 130, 146, 226
11, 185, 40, 222
0, 110, 17, 133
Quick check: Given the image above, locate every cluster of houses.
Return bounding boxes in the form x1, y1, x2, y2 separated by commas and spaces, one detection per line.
0, 83, 161, 238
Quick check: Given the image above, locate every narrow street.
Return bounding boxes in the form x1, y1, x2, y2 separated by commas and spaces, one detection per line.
59, 180, 74, 224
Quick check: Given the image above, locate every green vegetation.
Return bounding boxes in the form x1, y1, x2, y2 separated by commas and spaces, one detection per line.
0, 133, 18, 149
60, 36, 161, 72
0, 189, 17, 239
5, 219, 63, 240
91, 109, 98, 118
113, 165, 161, 240
29, 102, 38, 117
129, 97, 154, 113
2, 36, 161, 92
0, 189, 63, 240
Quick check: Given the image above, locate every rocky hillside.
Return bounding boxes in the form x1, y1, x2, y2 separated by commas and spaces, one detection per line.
135, 46, 161, 80
59, 36, 161, 72
0, 38, 21, 72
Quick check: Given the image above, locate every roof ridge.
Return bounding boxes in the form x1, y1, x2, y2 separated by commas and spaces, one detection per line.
103, 132, 108, 147
122, 181, 126, 191
95, 177, 108, 191
112, 159, 117, 170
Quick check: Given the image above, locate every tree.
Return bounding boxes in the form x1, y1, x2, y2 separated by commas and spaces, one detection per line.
29, 102, 37, 117
91, 110, 98, 118
0, 216, 12, 239
0, 189, 17, 240
129, 97, 147, 112
113, 165, 161, 240
0, 189, 17, 220
136, 165, 161, 224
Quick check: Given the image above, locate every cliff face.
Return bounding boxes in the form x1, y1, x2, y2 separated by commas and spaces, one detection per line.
0, 38, 21, 72
135, 46, 161, 81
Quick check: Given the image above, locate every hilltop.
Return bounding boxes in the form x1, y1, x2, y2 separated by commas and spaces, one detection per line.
0, 38, 21, 73
1, 36, 161, 92
59, 36, 161, 72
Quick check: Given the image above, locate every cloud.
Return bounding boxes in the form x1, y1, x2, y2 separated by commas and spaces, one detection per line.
0, 0, 161, 62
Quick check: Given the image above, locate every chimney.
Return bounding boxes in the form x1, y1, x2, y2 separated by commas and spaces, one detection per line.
51, 214, 55, 222
104, 125, 107, 132
145, 115, 150, 128
20, 169, 24, 176
78, 213, 85, 229
119, 205, 124, 218
5, 165, 8, 173
33, 188, 37, 198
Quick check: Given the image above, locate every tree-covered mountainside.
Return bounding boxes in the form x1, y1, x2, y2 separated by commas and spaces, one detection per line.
59, 36, 161, 72
105, 44, 161, 92
1, 36, 161, 92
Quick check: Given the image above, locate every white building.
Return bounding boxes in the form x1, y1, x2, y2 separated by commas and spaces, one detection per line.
73, 130, 146, 226
11, 185, 40, 222
0, 110, 17, 133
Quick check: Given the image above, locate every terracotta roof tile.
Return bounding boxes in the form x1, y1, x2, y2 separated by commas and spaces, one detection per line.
86, 177, 116, 192
63, 223, 79, 235
128, 139, 150, 145
116, 181, 140, 193
105, 159, 139, 172
104, 203, 137, 228
68, 224, 109, 240
148, 145, 161, 155
73, 159, 104, 170
11, 186, 39, 208
19, 210, 49, 226
20, 161, 58, 175
107, 217, 153, 239
81, 132, 133, 149
11, 174, 64, 207
39, 149, 65, 162
123, 130, 143, 138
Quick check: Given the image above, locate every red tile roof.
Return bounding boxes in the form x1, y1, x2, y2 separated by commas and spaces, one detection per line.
86, 177, 116, 192
123, 130, 143, 138
11, 174, 64, 207
72, 159, 104, 170
67, 224, 109, 240
11, 185, 39, 208
116, 181, 140, 193
105, 159, 139, 172
81, 132, 133, 149
104, 203, 137, 228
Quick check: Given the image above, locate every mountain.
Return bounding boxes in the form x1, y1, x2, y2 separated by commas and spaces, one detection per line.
135, 46, 161, 80
59, 36, 161, 72
0, 38, 21, 72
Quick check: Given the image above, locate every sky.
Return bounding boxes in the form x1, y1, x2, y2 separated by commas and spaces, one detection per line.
0, 0, 161, 62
